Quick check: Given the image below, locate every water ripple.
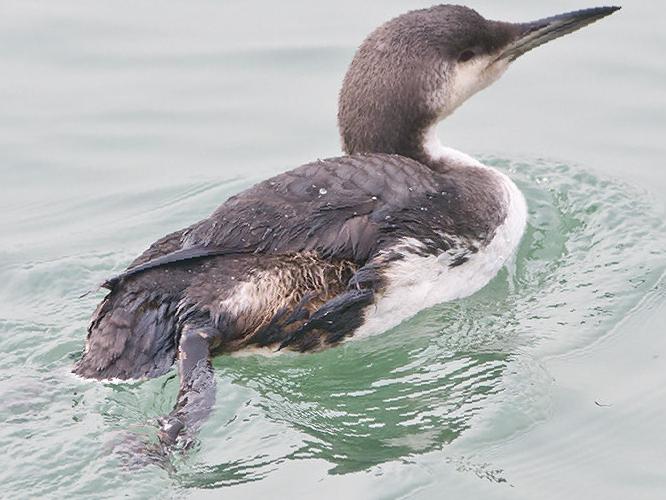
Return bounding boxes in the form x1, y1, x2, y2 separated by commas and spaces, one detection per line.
1, 160, 665, 496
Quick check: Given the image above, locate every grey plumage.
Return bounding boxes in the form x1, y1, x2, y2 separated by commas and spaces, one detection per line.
73, 3, 619, 452
338, 5, 518, 162
74, 153, 505, 379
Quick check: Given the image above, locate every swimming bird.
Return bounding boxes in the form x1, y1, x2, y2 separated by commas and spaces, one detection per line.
74, 5, 619, 448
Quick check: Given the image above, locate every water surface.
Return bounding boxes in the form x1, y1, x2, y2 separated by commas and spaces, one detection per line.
1, 1, 665, 499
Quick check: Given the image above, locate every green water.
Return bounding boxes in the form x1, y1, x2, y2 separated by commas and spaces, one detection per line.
1, 1, 665, 499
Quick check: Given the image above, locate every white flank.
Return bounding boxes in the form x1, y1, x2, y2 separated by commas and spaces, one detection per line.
351, 147, 527, 340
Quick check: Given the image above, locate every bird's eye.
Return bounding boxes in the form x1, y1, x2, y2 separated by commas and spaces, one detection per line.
458, 50, 475, 63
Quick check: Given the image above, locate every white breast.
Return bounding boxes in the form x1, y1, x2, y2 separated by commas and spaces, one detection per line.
351, 158, 527, 340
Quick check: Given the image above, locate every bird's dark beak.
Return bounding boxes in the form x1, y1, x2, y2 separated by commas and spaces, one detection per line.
496, 6, 620, 62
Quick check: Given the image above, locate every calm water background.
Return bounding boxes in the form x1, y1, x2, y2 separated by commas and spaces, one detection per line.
1, 1, 665, 499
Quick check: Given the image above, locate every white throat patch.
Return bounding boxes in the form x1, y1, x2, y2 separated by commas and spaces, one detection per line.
422, 126, 484, 168
428, 55, 510, 126
448, 55, 510, 111
423, 55, 510, 167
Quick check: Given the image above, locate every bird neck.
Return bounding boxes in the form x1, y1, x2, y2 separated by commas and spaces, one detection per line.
339, 108, 434, 163
339, 108, 478, 172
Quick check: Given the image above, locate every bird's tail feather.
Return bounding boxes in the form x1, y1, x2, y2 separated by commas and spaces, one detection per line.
73, 284, 180, 381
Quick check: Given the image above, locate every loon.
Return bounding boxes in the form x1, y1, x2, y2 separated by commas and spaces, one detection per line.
74, 5, 619, 448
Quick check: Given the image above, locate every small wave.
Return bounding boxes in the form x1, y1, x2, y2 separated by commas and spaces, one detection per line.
1, 159, 664, 494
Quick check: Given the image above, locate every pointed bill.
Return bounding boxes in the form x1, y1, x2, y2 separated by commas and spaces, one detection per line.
497, 6, 620, 62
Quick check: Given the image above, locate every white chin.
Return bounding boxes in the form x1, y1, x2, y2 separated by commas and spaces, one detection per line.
448, 55, 509, 111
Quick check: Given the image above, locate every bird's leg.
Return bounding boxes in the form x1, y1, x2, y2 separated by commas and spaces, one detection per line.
158, 323, 216, 449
